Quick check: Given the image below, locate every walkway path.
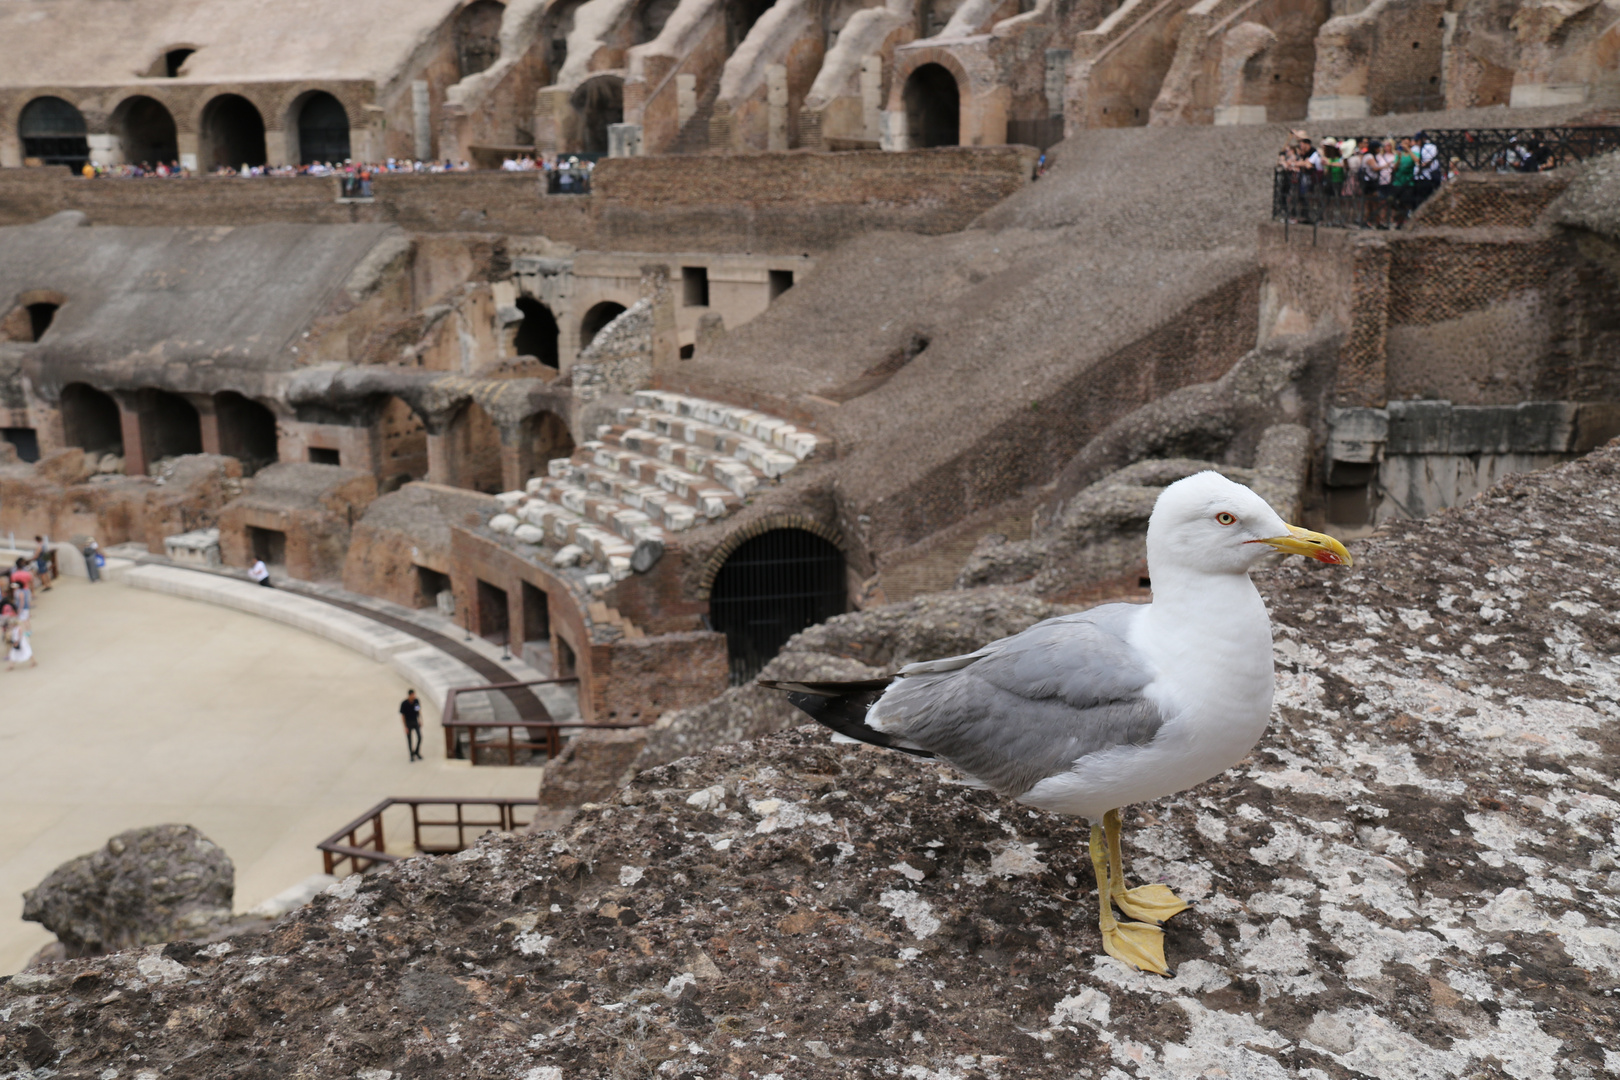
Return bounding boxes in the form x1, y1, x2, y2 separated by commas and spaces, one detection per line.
0, 576, 542, 974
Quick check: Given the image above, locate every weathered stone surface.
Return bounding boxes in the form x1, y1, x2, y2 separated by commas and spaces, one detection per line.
6, 446, 1620, 1077
20, 824, 235, 959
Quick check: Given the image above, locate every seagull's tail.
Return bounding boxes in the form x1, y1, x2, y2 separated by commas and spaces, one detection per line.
756, 677, 937, 759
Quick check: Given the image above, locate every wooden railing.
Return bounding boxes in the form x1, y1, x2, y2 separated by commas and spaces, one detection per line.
317, 796, 540, 876
441, 677, 642, 765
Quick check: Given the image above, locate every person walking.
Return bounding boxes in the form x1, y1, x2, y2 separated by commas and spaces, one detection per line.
400, 690, 423, 761
249, 557, 272, 588
83, 539, 103, 583
6, 617, 34, 671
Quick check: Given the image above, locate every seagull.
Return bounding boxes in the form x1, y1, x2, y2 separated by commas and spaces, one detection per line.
761, 471, 1352, 974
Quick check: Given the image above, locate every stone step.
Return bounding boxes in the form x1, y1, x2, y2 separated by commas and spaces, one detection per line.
628, 390, 826, 462
545, 459, 701, 531
571, 440, 739, 516
594, 424, 762, 498
493, 489, 664, 582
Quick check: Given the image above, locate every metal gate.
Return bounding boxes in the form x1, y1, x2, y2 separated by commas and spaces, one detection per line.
708, 528, 846, 685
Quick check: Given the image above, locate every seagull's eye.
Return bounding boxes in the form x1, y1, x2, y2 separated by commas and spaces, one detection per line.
1215, 512, 1237, 526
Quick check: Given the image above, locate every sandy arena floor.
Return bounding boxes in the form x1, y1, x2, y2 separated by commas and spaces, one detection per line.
0, 574, 542, 973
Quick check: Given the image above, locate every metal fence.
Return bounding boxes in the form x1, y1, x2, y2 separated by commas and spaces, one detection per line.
546, 168, 593, 195
317, 796, 539, 876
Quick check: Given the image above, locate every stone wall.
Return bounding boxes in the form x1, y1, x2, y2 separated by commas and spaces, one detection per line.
0, 147, 1033, 254
217, 463, 378, 581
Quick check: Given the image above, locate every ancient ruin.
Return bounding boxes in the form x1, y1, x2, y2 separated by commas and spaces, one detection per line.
2, 0, 1620, 1069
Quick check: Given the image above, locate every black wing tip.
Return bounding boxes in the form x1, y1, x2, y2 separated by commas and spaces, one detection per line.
759, 678, 936, 759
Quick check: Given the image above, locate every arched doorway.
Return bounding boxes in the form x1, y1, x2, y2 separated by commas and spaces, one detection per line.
450, 400, 504, 493
903, 64, 960, 148
571, 76, 623, 155
527, 410, 574, 478
541, 0, 586, 80
579, 301, 626, 349
200, 94, 267, 170
456, 0, 506, 77
60, 383, 124, 457
111, 96, 178, 166
708, 527, 846, 684
18, 97, 89, 168
513, 296, 560, 368
137, 389, 202, 467
214, 391, 279, 475
377, 395, 428, 491
725, 0, 775, 48
295, 92, 351, 164
632, 0, 680, 44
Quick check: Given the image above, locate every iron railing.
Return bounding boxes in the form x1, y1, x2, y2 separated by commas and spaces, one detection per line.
317, 796, 539, 876
1428, 126, 1620, 172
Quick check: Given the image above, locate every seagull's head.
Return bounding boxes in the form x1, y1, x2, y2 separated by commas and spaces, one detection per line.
1147, 471, 1353, 578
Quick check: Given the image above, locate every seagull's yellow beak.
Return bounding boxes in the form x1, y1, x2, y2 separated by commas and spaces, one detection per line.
1248, 524, 1354, 566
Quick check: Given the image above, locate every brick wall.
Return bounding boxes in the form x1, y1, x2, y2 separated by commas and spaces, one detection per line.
0, 147, 1034, 254
1412, 172, 1571, 229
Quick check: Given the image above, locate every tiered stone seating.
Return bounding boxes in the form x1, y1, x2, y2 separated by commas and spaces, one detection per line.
489, 391, 827, 583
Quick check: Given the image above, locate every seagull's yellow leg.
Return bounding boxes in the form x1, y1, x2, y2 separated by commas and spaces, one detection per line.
1090, 822, 1171, 975
1105, 808, 1191, 926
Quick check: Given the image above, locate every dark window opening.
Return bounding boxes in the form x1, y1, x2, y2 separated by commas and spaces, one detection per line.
201, 94, 267, 170
579, 300, 626, 349
308, 447, 341, 466
417, 565, 451, 609
709, 527, 846, 685
137, 388, 202, 467
377, 395, 428, 489
632, 0, 680, 44
903, 63, 960, 148
522, 581, 550, 642
513, 296, 560, 368
682, 266, 709, 307
528, 410, 574, 475
768, 269, 794, 299
555, 636, 577, 678
456, 0, 506, 78
1138, 577, 1151, 589
164, 49, 195, 77
297, 92, 350, 165
477, 579, 510, 644
61, 383, 124, 456
679, 343, 696, 359
2, 428, 40, 463
725, 0, 775, 48
570, 77, 623, 156
27, 303, 57, 340
19, 96, 88, 169
215, 390, 278, 475
249, 526, 287, 567
452, 401, 504, 493
111, 96, 179, 167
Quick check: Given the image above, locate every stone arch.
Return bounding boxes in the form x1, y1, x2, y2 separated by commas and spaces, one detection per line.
632, 0, 681, 45
448, 399, 504, 493
136, 388, 202, 466
375, 394, 429, 491
214, 391, 279, 475
903, 62, 960, 147
199, 93, 267, 170
696, 514, 844, 598
0, 289, 67, 343
540, 0, 589, 81
291, 90, 351, 164
513, 296, 561, 368
703, 520, 847, 683
456, 0, 506, 78
144, 46, 199, 78
18, 96, 89, 167
60, 383, 124, 457
571, 75, 623, 155
579, 301, 627, 349
110, 95, 179, 166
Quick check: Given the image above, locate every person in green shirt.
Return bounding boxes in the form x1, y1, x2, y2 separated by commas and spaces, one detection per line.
1391, 137, 1418, 225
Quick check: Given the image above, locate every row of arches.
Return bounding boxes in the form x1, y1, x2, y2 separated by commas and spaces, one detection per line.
511, 296, 626, 366
17, 90, 352, 169
59, 384, 280, 472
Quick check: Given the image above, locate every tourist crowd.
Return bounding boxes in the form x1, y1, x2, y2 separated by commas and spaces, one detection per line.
76, 155, 596, 182
1, 536, 107, 671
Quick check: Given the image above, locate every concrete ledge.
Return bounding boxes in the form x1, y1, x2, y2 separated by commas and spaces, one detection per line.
120, 566, 483, 710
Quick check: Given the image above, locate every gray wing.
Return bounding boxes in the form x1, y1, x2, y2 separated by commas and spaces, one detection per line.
869, 603, 1163, 797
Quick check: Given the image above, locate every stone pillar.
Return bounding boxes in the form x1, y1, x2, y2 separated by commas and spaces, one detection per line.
498, 422, 527, 492
535, 87, 572, 153
643, 264, 679, 376
1044, 49, 1071, 118
361, 105, 388, 162
264, 129, 291, 167
87, 133, 123, 166
677, 73, 698, 128
861, 56, 884, 142
426, 430, 454, 486
607, 123, 643, 157
412, 80, 433, 160
178, 131, 199, 173
766, 65, 789, 151
880, 109, 907, 152
113, 394, 147, 478
189, 395, 221, 456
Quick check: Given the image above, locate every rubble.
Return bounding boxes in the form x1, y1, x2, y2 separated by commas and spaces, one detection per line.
5, 445, 1620, 1078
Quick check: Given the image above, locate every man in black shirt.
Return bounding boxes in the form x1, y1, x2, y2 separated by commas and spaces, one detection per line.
400, 690, 423, 761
